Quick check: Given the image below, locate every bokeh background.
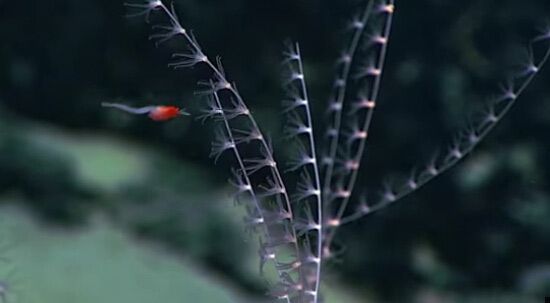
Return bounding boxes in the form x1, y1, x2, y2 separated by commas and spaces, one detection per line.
1, 0, 550, 302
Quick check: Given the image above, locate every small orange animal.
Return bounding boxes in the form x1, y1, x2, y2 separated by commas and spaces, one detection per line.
102, 102, 190, 121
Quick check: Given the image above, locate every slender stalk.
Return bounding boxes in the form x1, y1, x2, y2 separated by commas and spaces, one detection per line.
292, 43, 323, 302
322, 0, 375, 212
324, 0, 395, 250
157, 1, 297, 246
154, 2, 303, 300
211, 90, 295, 303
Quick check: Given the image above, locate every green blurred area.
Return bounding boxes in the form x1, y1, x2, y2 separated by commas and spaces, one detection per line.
0, 122, 368, 303
0, 0, 550, 302
0, 206, 246, 303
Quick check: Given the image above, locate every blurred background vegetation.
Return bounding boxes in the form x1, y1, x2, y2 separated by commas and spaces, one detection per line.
1, 0, 550, 302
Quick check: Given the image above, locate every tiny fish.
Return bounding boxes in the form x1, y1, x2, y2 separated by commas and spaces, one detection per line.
102, 102, 190, 121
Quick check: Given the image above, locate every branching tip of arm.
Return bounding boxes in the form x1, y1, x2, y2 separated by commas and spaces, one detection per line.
336, 31, 550, 228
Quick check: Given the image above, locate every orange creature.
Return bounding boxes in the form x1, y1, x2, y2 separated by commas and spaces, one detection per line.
102, 102, 190, 121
